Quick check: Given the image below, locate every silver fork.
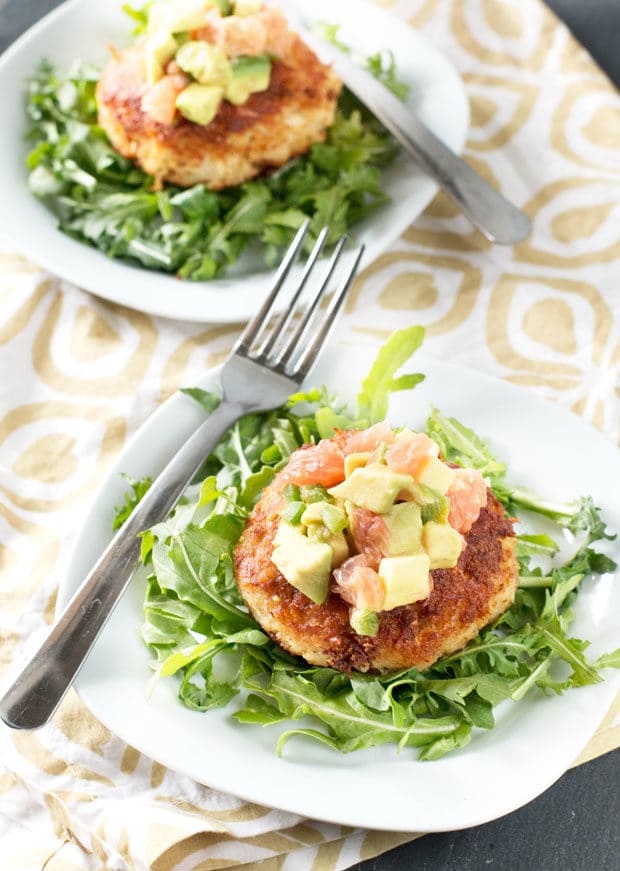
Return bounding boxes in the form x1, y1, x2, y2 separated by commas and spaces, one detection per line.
0, 221, 364, 731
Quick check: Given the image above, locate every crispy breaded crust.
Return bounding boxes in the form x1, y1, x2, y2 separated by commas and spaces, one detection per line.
96, 36, 342, 189
234, 456, 518, 674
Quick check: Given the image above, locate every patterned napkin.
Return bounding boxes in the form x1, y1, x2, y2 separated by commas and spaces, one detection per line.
1, 0, 619, 868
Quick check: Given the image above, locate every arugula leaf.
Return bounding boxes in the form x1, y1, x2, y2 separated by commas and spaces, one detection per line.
516, 534, 559, 558
113, 475, 152, 530
312, 23, 410, 101
595, 649, 620, 671
122, 3, 152, 36
237, 664, 464, 756
565, 497, 617, 544
181, 387, 221, 415
365, 50, 411, 101
356, 326, 425, 422
426, 408, 506, 484
312, 22, 352, 55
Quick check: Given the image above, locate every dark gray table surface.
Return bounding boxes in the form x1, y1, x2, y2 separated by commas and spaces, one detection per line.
1, 2, 619, 870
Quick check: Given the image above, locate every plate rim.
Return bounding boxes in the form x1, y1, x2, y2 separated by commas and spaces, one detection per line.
57, 346, 620, 833
0, 0, 470, 323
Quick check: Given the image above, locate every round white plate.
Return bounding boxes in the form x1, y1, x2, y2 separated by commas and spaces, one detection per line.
59, 344, 620, 832
0, 0, 468, 323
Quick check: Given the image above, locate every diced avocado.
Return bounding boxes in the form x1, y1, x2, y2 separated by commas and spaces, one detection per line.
379, 554, 431, 611
176, 41, 231, 87
344, 451, 371, 478
417, 456, 455, 495
350, 608, 379, 637
404, 480, 448, 523
329, 532, 350, 567
383, 502, 423, 556
176, 83, 223, 125
306, 525, 350, 568
233, 0, 262, 15
225, 54, 271, 106
301, 501, 326, 525
145, 31, 178, 86
328, 463, 414, 514
148, 0, 211, 34
422, 521, 464, 570
420, 493, 448, 524
301, 501, 346, 536
321, 504, 348, 534
272, 521, 332, 604
213, 0, 232, 13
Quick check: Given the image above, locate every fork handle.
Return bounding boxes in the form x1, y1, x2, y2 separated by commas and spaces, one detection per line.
0, 398, 249, 731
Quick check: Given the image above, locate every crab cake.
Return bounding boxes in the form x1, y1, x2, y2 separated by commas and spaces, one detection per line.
234, 428, 518, 674
96, 31, 342, 190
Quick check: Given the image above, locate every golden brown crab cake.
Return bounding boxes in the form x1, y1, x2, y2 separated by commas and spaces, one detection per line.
96, 33, 342, 190
233, 432, 518, 674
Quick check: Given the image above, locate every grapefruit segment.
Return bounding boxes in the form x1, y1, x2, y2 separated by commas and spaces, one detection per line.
447, 468, 488, 534
385, 431, 439, 478
333, 555, 385, 612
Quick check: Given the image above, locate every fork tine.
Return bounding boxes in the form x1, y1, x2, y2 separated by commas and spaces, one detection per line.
233, 218, 310, 355
257, 226, 329, 360
291, 244, 365, 380
274, 235, 348, 370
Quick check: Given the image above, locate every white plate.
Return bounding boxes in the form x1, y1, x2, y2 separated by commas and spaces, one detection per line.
0, 0, 468, 323
58, 344, 620, 833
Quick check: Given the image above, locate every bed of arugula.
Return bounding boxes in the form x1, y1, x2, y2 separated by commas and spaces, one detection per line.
114, 327, 620, 761
25, 10, 403, 281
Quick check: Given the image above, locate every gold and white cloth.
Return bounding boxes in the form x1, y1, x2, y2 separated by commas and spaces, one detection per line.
1, 0, 619, 868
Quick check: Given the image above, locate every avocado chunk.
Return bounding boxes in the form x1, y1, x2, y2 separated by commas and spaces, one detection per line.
422, 521, 464, 569
306, 524, 350, 568
148, 0, 211, 34
233, 0, 262, 15
378, 554, 431, 611
272, 520, 332, 604
302, 501, 347, 533
176, 41, 231, 87
344, 451, 371, 478
300, 501, 327, 526
383, 502, 423, 556
417, 456, 455, 495
225, 54, 271, 105
403, 480, 447, 523
321, 504, 348, 534
328, 463, 414, 514
176, 83, 223, 125
350, 608, 379, 637
145, 31, 178, 86
420, 492, 448, 524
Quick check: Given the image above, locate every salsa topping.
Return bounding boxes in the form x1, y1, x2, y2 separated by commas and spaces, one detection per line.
271, 425, 489, 634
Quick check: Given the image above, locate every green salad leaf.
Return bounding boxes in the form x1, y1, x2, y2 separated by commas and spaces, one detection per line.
111, 332, 618, 761
357, 326, 425, 423
113, 474, 152, 531
365, 50, 411, 101
121, 2, 152, 36
313, 22, 410, 101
